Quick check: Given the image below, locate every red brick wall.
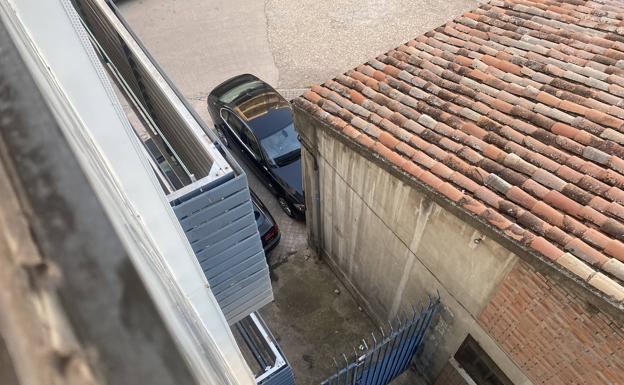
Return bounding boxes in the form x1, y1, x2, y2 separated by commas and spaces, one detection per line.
434, 361, 471, 385
479, 260, 624, 385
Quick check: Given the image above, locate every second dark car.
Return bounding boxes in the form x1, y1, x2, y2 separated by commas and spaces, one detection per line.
207, 74, 305, 218
250, 190, 280, 254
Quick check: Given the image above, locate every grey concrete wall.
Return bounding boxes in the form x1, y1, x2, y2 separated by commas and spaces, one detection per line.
295, 109, 532, 385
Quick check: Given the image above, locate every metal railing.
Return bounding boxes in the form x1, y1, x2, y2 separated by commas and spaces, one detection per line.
72, 0, 232, 187
321, 297, 440, 385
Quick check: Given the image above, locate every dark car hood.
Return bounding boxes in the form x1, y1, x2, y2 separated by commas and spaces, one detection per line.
273, 157, 304, 199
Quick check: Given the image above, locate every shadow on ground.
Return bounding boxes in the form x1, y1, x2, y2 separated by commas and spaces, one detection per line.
261, 249, 377, 385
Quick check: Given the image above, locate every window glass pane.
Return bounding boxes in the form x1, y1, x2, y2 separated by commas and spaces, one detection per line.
223, 110, 244, 136
259, 122, 300, 165
454, 336, 513, 385
242, 127, 261, 158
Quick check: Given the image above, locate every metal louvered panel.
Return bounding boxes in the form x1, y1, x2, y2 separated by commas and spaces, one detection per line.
74, 0, 148, 123
73, 0, 228, 181
169, 173, 273, 324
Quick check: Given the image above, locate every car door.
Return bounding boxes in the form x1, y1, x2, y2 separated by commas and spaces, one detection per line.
239, 123, 280, 190
220, 108, 276, 186
220, 108, 244, 141
220, 108, 257, 160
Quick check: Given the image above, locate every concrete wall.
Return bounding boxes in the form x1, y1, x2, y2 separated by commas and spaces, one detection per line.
295, 109, 532, 384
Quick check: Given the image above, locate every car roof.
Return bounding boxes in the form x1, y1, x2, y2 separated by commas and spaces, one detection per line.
246, 106, 293, 139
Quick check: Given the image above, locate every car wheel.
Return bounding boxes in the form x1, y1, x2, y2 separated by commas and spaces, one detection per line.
216, 127, 229, 147
278, 197, 294, 218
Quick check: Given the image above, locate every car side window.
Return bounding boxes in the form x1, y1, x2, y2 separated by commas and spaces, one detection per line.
221, 109, 245, 138
241, 126, 262, 160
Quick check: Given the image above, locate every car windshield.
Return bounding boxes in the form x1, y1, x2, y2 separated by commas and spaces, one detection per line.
260, 122, 300, 166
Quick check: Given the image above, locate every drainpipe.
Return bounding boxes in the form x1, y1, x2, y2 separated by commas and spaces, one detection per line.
297, 131, 323, 256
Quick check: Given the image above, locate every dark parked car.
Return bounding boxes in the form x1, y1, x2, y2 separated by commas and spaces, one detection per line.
250, 190, 280, 254
207, 74, 305, 218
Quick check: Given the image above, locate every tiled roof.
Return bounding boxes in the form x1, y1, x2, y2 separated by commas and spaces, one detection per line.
294, 0, 624, 303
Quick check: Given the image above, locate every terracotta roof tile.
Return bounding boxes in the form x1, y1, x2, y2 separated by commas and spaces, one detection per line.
557, 253, 595, 281
342, 125, 360, 140
531, 237, 564, 261
544, 190, 583, 217
378, 131, 400, 150
583, 227, 612, 250
355, 134, 375, 148
294, 0, 624, 301
401, 161, 425, 178
481, 209, 514, 231
545, 226, 573, 246
418, 170, 444, 189
604, 239, 624, 262
522, 178, 550, 199
589, 195, 611, 212
588, 273, 624, 302
565, 238, 611, 266
438, 182, 465, 202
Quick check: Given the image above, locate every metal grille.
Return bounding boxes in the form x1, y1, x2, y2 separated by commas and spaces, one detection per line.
321, 298, 440, 385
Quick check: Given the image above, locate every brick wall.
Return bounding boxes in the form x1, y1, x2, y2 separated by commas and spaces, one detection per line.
479, 260, 624, 385
434, 361, 471, 385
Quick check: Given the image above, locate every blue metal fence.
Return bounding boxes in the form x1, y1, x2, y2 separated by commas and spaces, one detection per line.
321, 297, 440, 385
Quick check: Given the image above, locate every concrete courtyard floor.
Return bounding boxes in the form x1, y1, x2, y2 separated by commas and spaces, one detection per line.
116, 0, 478, 383
260, 249, 377, 385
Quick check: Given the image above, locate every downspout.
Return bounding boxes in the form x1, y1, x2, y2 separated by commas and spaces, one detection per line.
297, 130, 323, 256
